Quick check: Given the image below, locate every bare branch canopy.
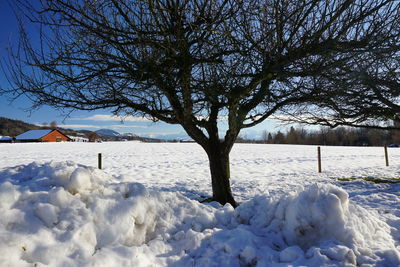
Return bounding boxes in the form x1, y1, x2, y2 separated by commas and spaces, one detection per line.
2, 0, 400, 206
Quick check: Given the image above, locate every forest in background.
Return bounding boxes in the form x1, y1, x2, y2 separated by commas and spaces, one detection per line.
240, 126, 400, 147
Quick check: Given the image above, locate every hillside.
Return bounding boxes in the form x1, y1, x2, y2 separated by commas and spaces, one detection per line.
0, 117, 41, 137
0, 117, 86, 138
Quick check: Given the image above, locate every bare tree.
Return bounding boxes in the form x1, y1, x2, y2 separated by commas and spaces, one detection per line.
50, 121, 58, 129
2, 0, 399, 206
87, 132, 100, 143
286, 127, 299, 144
261, 130, 269, 143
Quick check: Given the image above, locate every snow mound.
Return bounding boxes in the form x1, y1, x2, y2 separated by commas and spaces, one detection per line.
0, 161, 108, 193
178, 184, 399, 266
228, 184, 400, 266
0, 162, 399, 266
0, 162, 220, 266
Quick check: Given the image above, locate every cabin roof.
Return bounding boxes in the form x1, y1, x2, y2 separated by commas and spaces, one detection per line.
16, 129, 53, 140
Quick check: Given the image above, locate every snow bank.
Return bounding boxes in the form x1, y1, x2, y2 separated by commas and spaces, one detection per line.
0, 161, 220, 266
0, 161, 399, 266
228, 184, 400, 266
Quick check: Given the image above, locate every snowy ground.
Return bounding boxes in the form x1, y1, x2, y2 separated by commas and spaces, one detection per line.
0, 142, 399, 266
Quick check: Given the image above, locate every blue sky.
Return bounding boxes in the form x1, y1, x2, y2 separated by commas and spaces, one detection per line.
0, 2, 285, 140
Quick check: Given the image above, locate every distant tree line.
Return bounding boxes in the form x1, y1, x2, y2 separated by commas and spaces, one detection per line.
0, 117, 40, 137
255, 126, 400, 146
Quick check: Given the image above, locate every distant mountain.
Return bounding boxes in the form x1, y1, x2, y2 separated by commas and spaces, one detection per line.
121, 132, 139, 138
95, 129, 121, 137
143, 132, 192, 141
95, 129, 143, 139
94, 129, 152, 141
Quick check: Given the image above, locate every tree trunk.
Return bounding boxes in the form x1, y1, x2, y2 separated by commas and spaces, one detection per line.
206, 148, 237, 208
181, 122, 237, 207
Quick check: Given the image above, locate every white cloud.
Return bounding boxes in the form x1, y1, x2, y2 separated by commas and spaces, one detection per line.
74, 114, 284, 123
73, 114, 151, 122
109, 124, 149, 129
60, 124, 103, 129
60, 124, 149, 129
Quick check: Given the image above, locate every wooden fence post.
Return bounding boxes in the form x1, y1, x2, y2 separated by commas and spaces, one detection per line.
317, 146, 322, 173
98, 153, 102, 169
384, 146, 389, 167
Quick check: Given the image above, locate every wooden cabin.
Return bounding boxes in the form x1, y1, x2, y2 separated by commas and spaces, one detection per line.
15, 129, 72, 142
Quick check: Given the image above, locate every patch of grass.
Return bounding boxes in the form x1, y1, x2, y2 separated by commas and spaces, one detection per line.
363, 177, 400, 183
337, 177, 400, 183
337, 177, 357, 182
199, 197, 215, 203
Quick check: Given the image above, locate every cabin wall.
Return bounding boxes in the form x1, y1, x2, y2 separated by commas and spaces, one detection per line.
41, 131, 70, 142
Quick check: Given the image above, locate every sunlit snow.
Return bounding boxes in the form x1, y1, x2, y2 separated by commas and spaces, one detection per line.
0, 142, 399, 266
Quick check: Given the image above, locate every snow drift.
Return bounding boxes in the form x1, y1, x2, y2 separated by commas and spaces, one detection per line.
0, 161, 398, 266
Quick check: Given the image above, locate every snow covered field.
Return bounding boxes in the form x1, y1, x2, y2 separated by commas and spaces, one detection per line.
0, 142, 399, 266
